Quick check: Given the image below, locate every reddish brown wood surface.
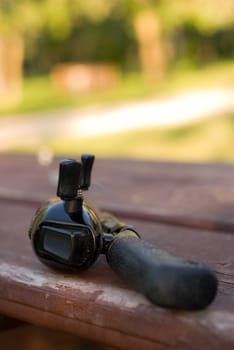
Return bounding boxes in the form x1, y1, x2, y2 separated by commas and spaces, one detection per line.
0, 324, 113, 349
0, 154, 234, 349
0, 315, 22, 331
1, 154, 234, 231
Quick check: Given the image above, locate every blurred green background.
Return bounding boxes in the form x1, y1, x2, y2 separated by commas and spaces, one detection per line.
0, 0, 234, 161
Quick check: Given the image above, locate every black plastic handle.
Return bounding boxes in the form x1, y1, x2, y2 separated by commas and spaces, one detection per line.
106, 234, 218, 310
57, 159, 81, 200
81, 154, 95, 190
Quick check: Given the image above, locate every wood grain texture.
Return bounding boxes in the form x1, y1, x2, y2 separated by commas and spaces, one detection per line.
0, 199, 233, 349
1, 154, 234, 231
0, 155, 234, 349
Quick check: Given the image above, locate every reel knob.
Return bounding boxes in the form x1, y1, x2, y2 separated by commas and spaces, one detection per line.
57, 159, 81, 200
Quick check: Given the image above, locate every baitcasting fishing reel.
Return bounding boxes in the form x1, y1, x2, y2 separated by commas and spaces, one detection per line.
29, 154, 218, 310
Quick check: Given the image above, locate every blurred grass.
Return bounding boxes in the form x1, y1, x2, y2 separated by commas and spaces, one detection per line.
12, 112, 234, 162
0, 60, 234, 117
47, 113, 234, 162
2, 60, 234, 161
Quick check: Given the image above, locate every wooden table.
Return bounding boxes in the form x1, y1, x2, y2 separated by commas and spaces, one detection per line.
0, 154, 234, 349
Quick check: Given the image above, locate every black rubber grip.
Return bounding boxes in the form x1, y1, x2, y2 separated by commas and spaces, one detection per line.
106, 235, 218, 310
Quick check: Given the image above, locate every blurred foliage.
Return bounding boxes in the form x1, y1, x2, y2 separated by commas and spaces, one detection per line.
158, 0, 234, 32
25, 17, 138, 74
0, 0, 234, 74
169, 25, 234, 67
0, 0, 123, 34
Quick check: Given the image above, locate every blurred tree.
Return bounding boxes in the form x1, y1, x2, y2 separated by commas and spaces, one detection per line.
0, 0, 234, 104
0, 0, 50, 103
133, 7, 167, 80
24, 11, 137, 74
23, 1, 163, 78
0, 0, 121, 102
158, 0, 234, 66
158, 0, 234, 32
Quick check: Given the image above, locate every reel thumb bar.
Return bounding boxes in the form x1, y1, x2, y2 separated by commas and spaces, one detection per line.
106, 231, 218, 310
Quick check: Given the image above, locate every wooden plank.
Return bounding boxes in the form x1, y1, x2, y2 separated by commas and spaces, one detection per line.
0, 200, 233, 349
0, 315, 22, 332
0, 324, 112, 350
1, 154, 234, 231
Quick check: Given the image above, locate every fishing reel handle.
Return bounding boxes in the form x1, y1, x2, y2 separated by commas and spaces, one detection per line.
106, 229, 218, 310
